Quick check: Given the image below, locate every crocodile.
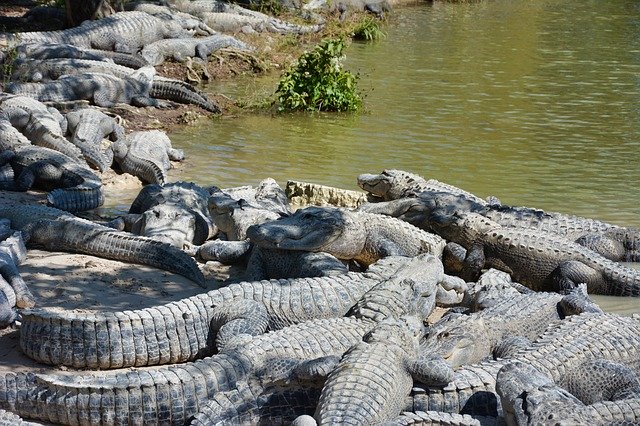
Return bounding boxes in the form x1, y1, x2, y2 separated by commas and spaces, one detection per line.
112, 129, 184, 185
0, 11, 190, 53
65, 108, 124, 172
140, 34, 252, 65
359, 188, 640, 262
429, 211, 640, 296
11, 42, 149, 68
246, 205, 446, 266
357, 169, 492, 204
408, 313, 640, 417
496, 360, 640, 425
0, 145, 104, 212
6, 68, 160, 108
0, 204, 205, 289
16, 255, 435, 369
0, 95, 84, 161
1, 316, 375, 425
418, 284, 602, 381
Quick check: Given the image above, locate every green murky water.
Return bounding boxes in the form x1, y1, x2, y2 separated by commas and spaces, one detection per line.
123, 0, 640, 313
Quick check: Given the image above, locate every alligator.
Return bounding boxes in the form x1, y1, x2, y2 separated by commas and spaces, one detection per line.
65, 108, 124, 172
0, 95, 84, 161
0, 204, 205, 290
6, 68, 160, 108
429, 211, 640, 296
140, 34, 252, 65
0, 229, 33, 327
0, 119, 30, 151
359, 188, 640, 262
130, 3, 217, 36
244, 247, 349, 280
11, 42, 149, 68
0, 145, 104, 212
0, 11, 190, 53
418, 284, 602, 381
8, 57, 221, 112
246, 205, 446, 266
357, 169, 492, 204
17, 255, 436, 369
380, 411, 493, 426
112, 129, 184, 185
496, 360, 640, 425
303, 0, 392, 19
408, 313, 640, 417
110, 181, 215, 247
0, 316, 375, 425
170, 0, 324, 34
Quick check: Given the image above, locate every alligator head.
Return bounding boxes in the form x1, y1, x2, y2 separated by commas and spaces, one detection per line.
420, 313, 493, 368
357, 169, 424, 200
208, 191, 282, 240
246, 206, 364, 259
427, 211, 498, 248
136, 204, 197, 248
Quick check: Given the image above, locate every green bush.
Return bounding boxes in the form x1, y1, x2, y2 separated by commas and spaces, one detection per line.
275, 38, 362, 112
352, 16, 386, 41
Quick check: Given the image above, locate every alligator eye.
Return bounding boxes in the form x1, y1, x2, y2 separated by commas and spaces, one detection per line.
439, 332, 449, 339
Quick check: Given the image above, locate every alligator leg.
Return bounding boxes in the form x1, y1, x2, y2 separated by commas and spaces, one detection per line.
550, 260, 603, 294
458, 242, 485, 283
210, 299, 269, 351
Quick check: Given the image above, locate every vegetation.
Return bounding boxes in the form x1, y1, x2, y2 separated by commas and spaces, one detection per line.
275, 38, 362, 112
352, 16, 386, 41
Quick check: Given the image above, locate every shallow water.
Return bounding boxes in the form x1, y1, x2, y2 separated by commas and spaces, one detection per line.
114, 0, 640, 313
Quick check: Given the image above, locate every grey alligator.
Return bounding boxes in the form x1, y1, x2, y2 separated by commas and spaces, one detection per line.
0, 119, 30, 151
0, 11, 190, 53
357, 169, 492, 204
11, 42, 149, 68
17, 255, 433, 369
6, 68, 160, 108
408, 313, 640, 417
140, 34, 252, 65
112, 181, 215, 247
429, 212, 640, 296
0, 145, 104, 212
246, 205, 446, 266
243, 247, 348, 281
496, 360, 640, 425
112, 129, 184, 185
419, 284, 602, 381
0, 204, 205, 288
0, 95, 83, 161
0, 229, 34, 327
65, 108, 124, 172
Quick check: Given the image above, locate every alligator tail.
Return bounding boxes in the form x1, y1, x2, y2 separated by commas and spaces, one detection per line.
47, 185, 105, 212
151, 79, 221, 113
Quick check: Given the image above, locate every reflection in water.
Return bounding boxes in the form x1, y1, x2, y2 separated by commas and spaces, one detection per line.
112, 0, 640, 314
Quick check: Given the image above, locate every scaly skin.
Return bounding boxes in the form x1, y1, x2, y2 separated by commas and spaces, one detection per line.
0, 317, 373, 425
0, 204, 205, 288
408, 313, 640, 417
0, 11, 188, 52
140, 34, 251, 65
65, 108, 122, 172
150, 77, 221, 112
17, 255, 419, 369
431, 212, 640, 296
247, 206, 446, 266
1, 145, 104, 212
497, 360, 640, 425
357, 169, 489, 204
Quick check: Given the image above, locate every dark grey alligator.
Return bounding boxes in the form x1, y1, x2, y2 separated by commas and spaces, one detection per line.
246, 206, 446, 266
0, 145, 104, 212
360, 188, 640, 262
140, 34, 252, 65
6, 68, 160, 108
112, 129, 184, 185
0, 95, 84, 161
0, 11, 189, 53
408, 313, 640, 417
429, 212, 640, 296
7, 58, 221, 112
12, 42, 149, 68
65, 108, 124, 172
496, 360, 640, 425
0, 204, 205, 289
0, 316, 373, 425
419, 285, 602, 381
357, 169, 492, 204
111, 181, 215, 247
243, 247, 348, 281
17, 255, 429, 369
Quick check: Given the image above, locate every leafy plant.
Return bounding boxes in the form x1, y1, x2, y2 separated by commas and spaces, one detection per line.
352, 16, 386, 41
275, 38, 362, 112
